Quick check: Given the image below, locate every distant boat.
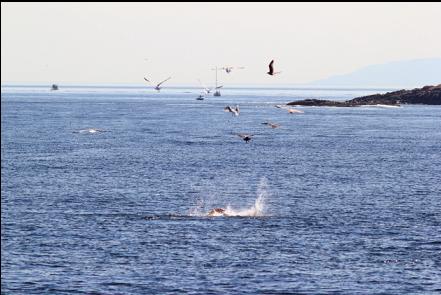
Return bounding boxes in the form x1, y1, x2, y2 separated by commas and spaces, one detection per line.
212, 66, 222, 97
196, 94, 205, 100
51, 84, 58, 91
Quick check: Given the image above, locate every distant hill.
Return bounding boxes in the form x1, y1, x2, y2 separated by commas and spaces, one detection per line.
310, 58, 441, 88
287, 84, 441, 106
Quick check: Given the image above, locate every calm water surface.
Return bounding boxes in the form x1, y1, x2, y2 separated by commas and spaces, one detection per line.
2, 85, 441, 294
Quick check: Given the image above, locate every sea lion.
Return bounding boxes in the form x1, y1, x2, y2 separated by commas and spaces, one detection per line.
207, 208, 227, 216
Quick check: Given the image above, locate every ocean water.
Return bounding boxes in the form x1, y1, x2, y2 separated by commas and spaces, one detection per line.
1, 85, 441, 294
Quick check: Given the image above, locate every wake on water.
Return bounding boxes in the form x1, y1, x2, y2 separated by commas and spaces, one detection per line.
360, 104, 401, 108
188, 177, 269, 217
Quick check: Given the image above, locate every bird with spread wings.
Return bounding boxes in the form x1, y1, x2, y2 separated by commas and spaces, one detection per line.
144, 76, 172, 92
267, 60, 281, 75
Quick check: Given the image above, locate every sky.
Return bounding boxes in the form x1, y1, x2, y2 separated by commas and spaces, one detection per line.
2, 2, 441, 85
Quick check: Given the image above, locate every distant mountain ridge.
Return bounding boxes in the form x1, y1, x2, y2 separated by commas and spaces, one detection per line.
310, 58, 441, 88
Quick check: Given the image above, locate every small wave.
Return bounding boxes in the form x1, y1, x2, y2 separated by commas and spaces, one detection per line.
361, 104, 400, 108
165, 103, 207, 107
144, 214, 195, 220
74, 128, 107, 134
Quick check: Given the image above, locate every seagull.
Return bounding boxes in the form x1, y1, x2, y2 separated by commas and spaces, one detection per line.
222, 66, 245, 74
198, 79, 212, 94
262, 122, 280, 128
288, 108, 304, 114
237, 133, 254, 143
144, 77, 171, 92
224, 105, 240, 116
197, 79, 223, 94
267, 60, 281, 75
275, 105, 304, 114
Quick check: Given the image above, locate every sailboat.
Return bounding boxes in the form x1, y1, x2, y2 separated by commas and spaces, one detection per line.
213, 66, 221, 97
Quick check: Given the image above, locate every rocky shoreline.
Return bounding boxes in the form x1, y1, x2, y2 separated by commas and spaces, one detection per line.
287, 84, 441, 107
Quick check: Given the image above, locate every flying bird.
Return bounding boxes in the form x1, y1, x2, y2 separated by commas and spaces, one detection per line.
267, 60, 281, 75
222, 66, 245, 74
224, 105, 240, 116
237, 133, 254, 143
144, 77, 171, 92
198, 79, 212, 94
197, 79, 211, 94
197, 79, 223, 94
262, 122, 280, 128
288, 108, 304, 114
275, 105, 304, 114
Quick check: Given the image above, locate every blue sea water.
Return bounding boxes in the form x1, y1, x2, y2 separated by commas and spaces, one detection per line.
1, 85, 441, 294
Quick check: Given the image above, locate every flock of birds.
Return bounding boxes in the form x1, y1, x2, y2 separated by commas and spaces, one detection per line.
71, 61, 303, 216
143, 59, 281, 93
74, 59, 305, 143
220, 60, 303, 143
219, 60, 301, 143
223, 101, 304, 143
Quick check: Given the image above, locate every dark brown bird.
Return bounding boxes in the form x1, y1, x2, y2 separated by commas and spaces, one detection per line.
237, 133, 254, 143
267, 60, 281, 75
224, 105, 240, 116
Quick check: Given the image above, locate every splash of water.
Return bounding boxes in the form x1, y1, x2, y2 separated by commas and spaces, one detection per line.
189, 177, 269, 217
223, 177, 267, 217
188, 197, 205, 216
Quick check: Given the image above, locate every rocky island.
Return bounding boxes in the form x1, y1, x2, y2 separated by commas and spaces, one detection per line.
287, 84, 441, 107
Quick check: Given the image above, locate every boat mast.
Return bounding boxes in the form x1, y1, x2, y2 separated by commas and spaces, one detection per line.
213, 66, 221, 96
215, 66, 218, 88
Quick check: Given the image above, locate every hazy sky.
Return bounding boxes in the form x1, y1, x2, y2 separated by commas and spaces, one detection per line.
2, 2, 441, 85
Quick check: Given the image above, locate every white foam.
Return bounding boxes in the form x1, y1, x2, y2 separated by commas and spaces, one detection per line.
189, 177, 269, 217
223, 177, 267, 217
361, 104, 400, 108
77, 128, 105, 134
